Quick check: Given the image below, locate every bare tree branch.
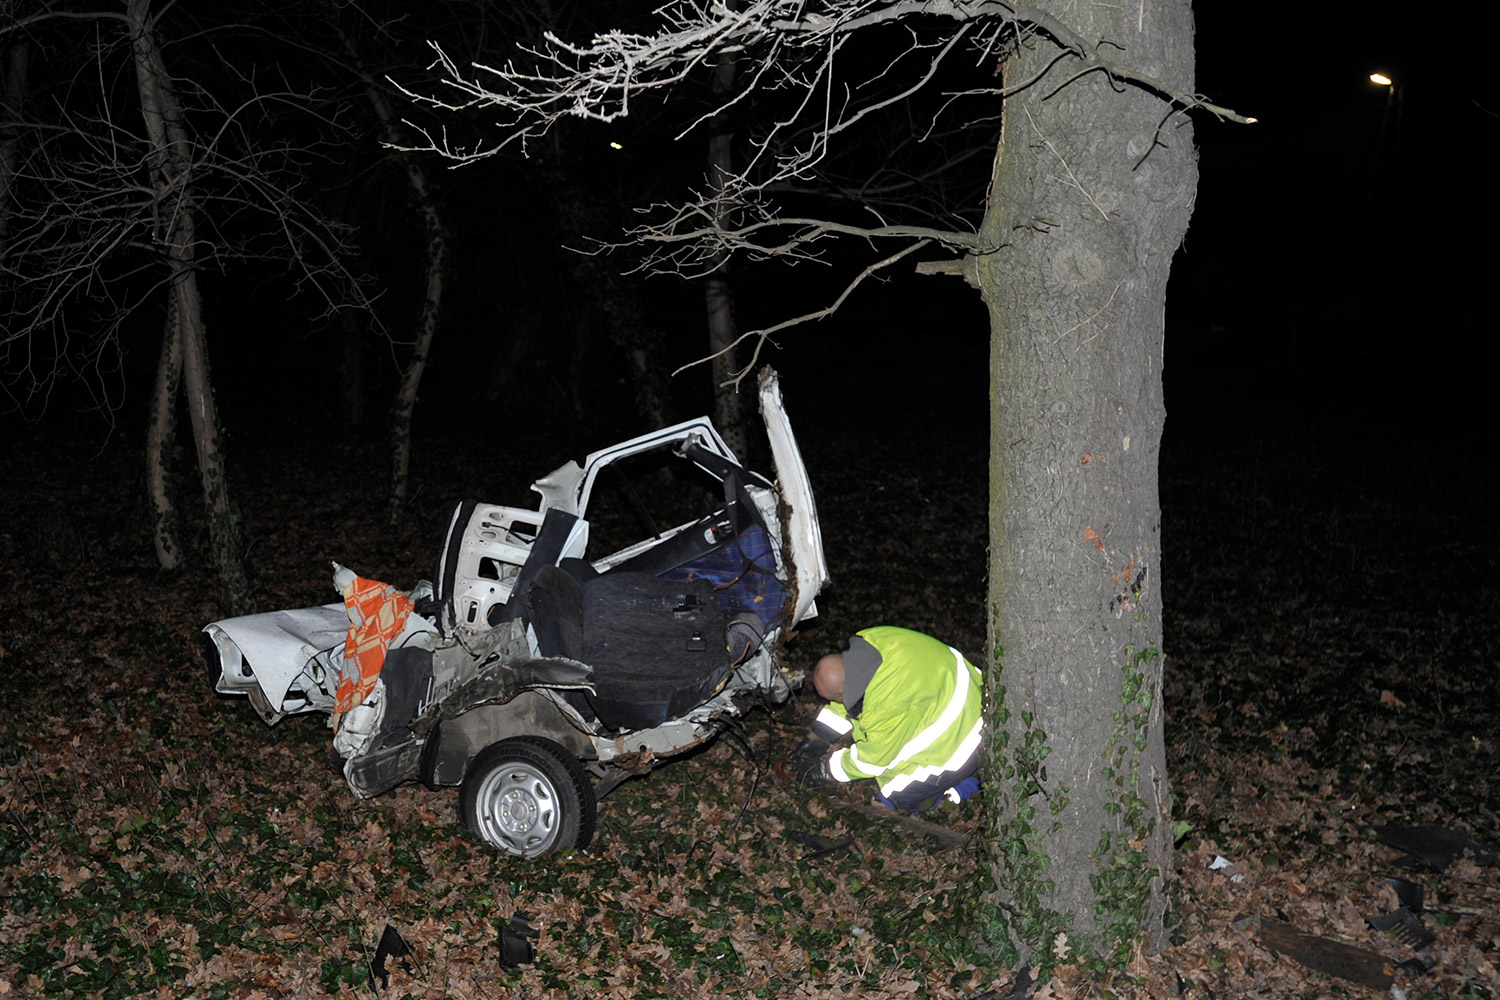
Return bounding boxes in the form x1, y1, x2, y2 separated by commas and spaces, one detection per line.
0, 11, 380, 414
673, 236, 933, 385
395, 0, 1252, 369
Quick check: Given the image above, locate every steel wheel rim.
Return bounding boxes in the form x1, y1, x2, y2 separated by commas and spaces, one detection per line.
474, 761, 560, 855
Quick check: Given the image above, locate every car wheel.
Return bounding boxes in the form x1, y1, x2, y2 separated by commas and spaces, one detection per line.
459, 737, 596, 857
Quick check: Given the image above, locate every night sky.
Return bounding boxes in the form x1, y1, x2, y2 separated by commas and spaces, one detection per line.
4, 4, 1494, 495
1179, 6, 1497, 443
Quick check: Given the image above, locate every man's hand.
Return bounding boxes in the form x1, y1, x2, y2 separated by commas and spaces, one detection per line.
789, 737, 831, 786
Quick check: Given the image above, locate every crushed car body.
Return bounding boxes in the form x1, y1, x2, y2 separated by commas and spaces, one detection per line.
204, 368, 828, 856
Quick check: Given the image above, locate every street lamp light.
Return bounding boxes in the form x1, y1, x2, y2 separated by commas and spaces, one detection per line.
1370, 72, 1393, 87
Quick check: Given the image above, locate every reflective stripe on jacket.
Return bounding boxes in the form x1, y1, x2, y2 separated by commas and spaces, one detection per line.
822, 627, 983, 798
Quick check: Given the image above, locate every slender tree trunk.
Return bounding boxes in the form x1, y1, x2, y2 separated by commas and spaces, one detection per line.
339, 37, 448, 526
387, 197, 446, 525
705, 4, 750, 458
706, 272, 747, 453
0, 39, 29, 251
173, 269, 251, 610
544, 162, 671, 432
128, 0, 252, 613
976, 0, 1195, 968
146, 300, 183, 570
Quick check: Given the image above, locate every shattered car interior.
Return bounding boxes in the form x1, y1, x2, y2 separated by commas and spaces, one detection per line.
204, 369, 827, 857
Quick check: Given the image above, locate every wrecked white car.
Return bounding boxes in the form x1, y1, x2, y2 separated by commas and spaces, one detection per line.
204, 369, 827, 857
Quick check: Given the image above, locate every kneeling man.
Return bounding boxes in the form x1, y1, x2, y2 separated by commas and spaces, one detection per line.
791, 626, 982, 812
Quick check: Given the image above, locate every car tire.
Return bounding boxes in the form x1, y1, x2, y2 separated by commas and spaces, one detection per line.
459, 736, 596, 857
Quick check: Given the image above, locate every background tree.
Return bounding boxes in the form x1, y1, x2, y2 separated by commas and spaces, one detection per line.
0, 1, 377, 612
297, 0, 687, 515
400, 0, 1250, 969
703, 0, 749, 458
305, 1, 457, 526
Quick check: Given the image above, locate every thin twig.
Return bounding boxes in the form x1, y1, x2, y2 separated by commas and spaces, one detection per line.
1025, 105, 1109, 222
672, 238, 934, 385
1056, 278, 1123, 344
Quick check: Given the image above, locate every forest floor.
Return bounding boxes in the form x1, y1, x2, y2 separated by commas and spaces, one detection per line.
1, 411, 1496, 999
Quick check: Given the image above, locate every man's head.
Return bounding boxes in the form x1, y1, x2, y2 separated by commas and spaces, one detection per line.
812, 653, 845, 702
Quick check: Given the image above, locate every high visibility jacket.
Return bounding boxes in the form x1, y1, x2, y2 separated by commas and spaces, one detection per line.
812, 627, 983, 799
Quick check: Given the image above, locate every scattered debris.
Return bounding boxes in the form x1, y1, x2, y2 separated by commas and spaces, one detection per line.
367, 923, 413, 992
1367, 907, 1435, 950
1372, 824, 1499, 870
1248, 914, 1393, 991
1395, 956, 1433, 979
1384, 875, 1425, 913
499, 912, 539, 969
787, 830, 852, 864
965, 964, 1033, 1000
1209, 853, 1244, 883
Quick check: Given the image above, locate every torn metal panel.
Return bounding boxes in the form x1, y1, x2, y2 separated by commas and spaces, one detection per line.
759, 367, 828, 625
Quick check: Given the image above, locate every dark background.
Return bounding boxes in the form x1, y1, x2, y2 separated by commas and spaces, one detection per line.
5, 4, 1495, 536
1179, 8, 1494, 455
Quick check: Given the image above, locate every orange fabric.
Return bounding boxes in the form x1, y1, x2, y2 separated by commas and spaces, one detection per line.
334, 576, 414, 717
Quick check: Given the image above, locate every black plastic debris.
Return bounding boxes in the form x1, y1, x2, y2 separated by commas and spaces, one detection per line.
367, 923, 413, 992
1372, 824, 1499, 870
499, 912, 539, 968
1367, 907, 1435, 950
1384, 875, 1425, 913
1396, 956, 1434, 979
787, 829, 853, 864
1003, 965, 1034, 999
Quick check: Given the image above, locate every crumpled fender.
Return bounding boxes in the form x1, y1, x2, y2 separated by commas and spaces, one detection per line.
206, 603, 347, 709
439, 655, 594, 719
414, 658, 597, 790
206, 603, 434, 713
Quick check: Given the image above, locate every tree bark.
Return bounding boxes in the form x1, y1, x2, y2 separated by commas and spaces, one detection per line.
146, 300, 183, 571
977, 0, 1195, 968
128, 0, 253, 613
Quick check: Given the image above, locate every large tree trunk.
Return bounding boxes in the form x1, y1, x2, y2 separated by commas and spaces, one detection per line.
977, 0, 1195, 968
129, 0, 253, 613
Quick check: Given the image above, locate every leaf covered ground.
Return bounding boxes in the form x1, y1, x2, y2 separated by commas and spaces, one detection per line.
1, 416, 1496, 999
